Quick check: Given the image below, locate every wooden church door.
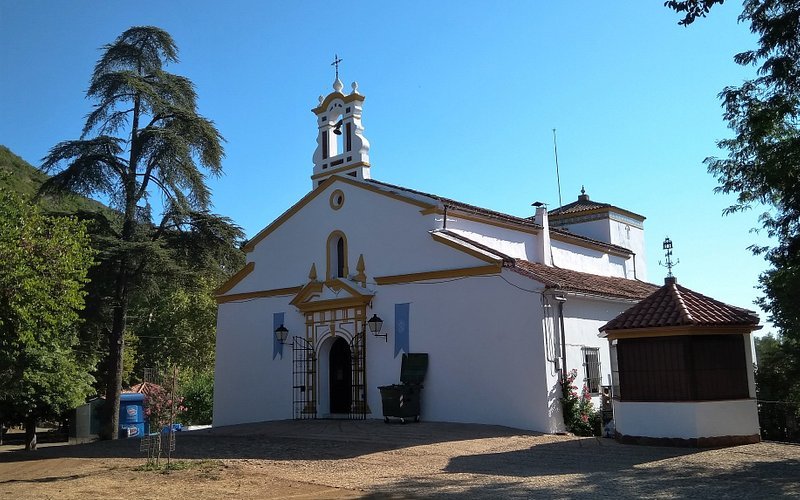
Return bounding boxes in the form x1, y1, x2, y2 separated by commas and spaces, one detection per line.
329, 337, 352, 413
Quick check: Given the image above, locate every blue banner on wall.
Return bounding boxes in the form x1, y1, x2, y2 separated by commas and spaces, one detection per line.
273, 312, 285, 360
394, 303, 410, 358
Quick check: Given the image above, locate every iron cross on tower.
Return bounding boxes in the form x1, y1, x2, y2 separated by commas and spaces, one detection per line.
331, 54, 343, 81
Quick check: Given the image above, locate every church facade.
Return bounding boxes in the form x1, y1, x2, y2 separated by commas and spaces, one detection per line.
213, 79, 658, 432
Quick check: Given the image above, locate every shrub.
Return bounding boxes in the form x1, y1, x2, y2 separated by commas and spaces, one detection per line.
560, 369, 600, 436
180, 370, 214, 425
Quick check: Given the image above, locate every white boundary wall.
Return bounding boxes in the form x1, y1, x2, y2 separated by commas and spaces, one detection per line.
613, 399, 760, 439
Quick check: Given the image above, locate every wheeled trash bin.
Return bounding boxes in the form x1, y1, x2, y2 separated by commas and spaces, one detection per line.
378, 353, 428, 423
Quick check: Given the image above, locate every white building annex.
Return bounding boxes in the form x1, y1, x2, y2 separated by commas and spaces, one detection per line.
213, 78, 659, 432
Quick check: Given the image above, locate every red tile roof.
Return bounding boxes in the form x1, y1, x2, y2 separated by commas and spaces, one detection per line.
547, 190, 644, 220
599, 277, 760, 332
509, 259, 659, 301
124, 381, 163, 395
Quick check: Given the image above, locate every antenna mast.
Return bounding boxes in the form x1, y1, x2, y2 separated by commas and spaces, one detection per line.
552, 129, 563, 208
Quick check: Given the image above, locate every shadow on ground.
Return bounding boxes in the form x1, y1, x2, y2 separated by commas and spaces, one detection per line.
0, 419, 532, 462
363, 439, 800, 498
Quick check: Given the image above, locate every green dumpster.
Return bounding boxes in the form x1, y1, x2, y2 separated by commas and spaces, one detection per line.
378, 353, 428, 423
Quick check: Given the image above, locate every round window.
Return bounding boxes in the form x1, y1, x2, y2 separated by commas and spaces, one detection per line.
329, 189, 345, 210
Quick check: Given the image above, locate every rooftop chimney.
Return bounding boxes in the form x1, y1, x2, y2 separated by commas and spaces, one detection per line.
533, 202, 552, 266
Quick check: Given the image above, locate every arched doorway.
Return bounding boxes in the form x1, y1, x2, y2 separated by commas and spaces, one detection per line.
329, 337, 352, 414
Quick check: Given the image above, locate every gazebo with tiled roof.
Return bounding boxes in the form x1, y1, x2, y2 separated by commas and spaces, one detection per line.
599, 276, 761, 447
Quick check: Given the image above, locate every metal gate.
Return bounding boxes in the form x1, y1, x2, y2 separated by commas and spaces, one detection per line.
292, 336, 316, 419
349, 329, 367, 419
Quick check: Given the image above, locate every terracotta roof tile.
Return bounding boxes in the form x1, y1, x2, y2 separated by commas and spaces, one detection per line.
547, 190, 644, 220
600, 277, 760, 332
510, 259, 659, 301
549, 198, 612, 216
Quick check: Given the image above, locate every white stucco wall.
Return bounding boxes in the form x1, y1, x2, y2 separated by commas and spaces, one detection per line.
214, 295, 297, 425
608, 219, 646, 281
444, 222, 536, 261
214, 269, 565, 432
550, 239, 629, 278
215, 179, 654, 433
232, 181, 484, 295
613, 399, 760, 439
546, 295, 637, 410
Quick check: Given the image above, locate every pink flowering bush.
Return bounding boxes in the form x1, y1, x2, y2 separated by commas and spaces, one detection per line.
143, 384, 186, 433
560, 369, 599, 436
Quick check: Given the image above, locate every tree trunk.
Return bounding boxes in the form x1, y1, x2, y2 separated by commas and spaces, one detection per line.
24, 415, 36, 451
100, 298, 127, 440
99, 87, 141, 441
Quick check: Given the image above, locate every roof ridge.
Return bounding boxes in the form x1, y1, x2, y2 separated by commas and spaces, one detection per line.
511, 258, 658, 301
600, 280, 760, 333
367, 179, 633, 255
672, 282, 695, 323
433, 229, 515, 263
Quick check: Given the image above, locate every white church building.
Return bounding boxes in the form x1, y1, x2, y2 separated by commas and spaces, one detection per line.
212, 78, 658, 432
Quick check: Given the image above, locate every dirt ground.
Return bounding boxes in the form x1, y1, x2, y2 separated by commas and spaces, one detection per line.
1, 420, 798, 499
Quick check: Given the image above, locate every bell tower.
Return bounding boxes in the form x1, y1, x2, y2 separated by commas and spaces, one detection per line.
311, 76, 371, 189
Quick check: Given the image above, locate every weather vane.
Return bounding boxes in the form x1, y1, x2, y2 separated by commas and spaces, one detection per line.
331, 54, 343, 81
659, 236, 680, 278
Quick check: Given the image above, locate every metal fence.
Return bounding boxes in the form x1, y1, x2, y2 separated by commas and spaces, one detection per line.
758, 400, 800, 443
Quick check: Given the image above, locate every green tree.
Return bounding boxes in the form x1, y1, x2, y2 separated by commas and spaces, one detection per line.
40, 26, 242, 439
0, 188, 95, 450
665, 0, 726, 25
755, 334, 799, 440
667, 0, 800, 399
179, 369, 214, 425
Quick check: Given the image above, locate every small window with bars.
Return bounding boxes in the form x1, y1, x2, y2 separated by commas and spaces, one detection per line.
582, 347, 601, 395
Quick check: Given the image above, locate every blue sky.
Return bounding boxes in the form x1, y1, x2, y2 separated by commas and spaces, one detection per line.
0, 1, 776, 333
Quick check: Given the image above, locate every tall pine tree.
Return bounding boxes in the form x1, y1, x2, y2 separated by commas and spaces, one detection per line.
41, 26, 240, 439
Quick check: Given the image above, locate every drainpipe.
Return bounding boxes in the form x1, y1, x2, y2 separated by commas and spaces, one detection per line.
554, 294, 567, 382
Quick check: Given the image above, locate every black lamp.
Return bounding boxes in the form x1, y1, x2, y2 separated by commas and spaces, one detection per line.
274, 324, 289, 344
367, 314, 386, 341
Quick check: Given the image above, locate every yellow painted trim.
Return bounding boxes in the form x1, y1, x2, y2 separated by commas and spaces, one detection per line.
336, 177, 435, 209
296, 295, 373, 313
242, 177, 338, 252
243, 176, 436, 253
375, 264, 500, 285
311, 161, 371, 180
603, 325, 761, 340
326, 230, 349, 281
354, 254, 366, 287
551, 231, 632, 257
423, 207, 634, 258
308, 263, 318, 281
214, 262, 255, 295
289, 281, 324, 307
327, 278, 366, 298
216, 285, 303, 304
430, 232, 503, 264
312, 92, 365, 115
421, 207, 540, 235
329, 189, 345, 210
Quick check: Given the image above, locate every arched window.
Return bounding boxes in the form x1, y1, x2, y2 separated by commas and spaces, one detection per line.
326, 231, 348, 280
336, 237, 345, 278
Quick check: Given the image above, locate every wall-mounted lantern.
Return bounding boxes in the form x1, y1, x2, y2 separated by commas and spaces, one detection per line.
274, 324, 289, 344
367, 314, 386, 342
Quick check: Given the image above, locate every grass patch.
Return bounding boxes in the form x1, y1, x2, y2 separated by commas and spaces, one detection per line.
134, 459, 224, 474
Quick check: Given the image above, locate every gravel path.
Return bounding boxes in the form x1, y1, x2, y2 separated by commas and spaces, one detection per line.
1, 420, 798, 498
